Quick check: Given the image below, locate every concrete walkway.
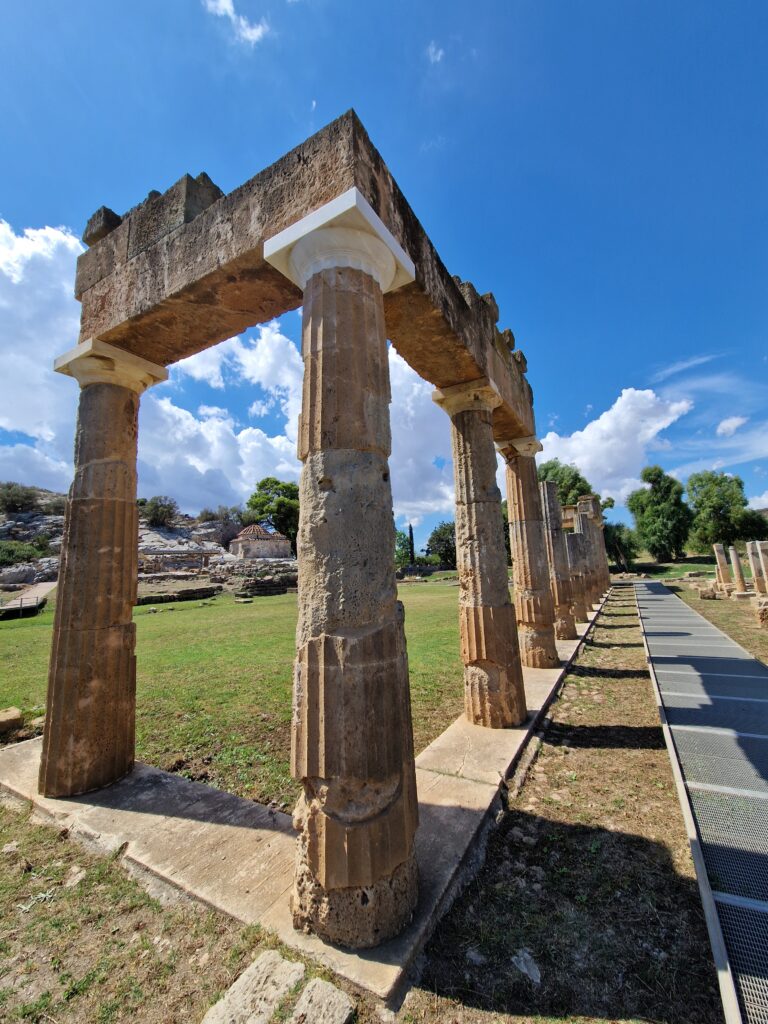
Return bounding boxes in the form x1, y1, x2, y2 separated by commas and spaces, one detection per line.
636, 580, 768, 1024
0, 598, 605, 1004
0, 581, 57, 618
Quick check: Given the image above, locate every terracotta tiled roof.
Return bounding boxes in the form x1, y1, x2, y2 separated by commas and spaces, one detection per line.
236, 523, 287, 541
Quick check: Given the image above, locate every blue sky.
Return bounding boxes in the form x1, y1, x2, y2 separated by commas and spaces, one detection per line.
1, 1, 766, 550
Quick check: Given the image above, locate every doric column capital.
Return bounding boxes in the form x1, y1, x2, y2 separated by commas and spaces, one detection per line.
496, 435, 542, 459
432, 377, 502, 417
54, 339, 167, 394
264, 186, 415, 293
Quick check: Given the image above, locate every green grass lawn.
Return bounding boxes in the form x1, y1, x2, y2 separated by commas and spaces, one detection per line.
0, 585, 463, 806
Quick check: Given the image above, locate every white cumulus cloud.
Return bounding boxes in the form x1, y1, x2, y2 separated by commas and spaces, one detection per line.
202, 0, 269, 45
748, 491, 768, 510
426, 40, 444, 64
538, 388, 692, 503
716, 415, 748, 437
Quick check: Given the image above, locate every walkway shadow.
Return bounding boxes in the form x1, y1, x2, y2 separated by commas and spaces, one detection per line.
546, 722, 666, 750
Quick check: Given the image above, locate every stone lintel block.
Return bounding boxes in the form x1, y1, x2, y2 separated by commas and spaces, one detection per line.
82, 206, 123, 247
126, 172, 224, 261
74, 110, 535, 440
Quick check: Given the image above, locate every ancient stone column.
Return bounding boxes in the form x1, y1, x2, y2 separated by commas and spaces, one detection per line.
713, 543, 732, 591
565, 532, 589, 624
729, 546, 747, 593
746, 542, 767, 595
574, 512, 596, 607
264, 192, 418, 949
498, 438, 559, 668
757, 542, 768, 591
540, 481, 577, 640
577, 495, 610, 594
39, 340, 167, 797
432, 380, 526, 728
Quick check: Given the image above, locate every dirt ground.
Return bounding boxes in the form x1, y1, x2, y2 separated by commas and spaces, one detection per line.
0, 585, 724, 1023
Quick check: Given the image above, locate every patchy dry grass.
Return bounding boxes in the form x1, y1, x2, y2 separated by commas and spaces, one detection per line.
405, 585, 722, 1024
671, 582, 768, 667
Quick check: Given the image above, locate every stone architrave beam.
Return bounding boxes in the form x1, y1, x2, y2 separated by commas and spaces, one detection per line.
746, 542, 767, 595
432, 380, 526, 728
73, 112, 534, 444
264, 197, 419, 949
565, 532, 589, 624
539, 481, 577, 640
713, 543, 732, 591
729, 546, 747, 593
497, 437, 559, 669
39, 340, 167, 797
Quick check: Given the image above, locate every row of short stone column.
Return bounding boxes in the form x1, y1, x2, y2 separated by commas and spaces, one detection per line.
714, 541, 768, 596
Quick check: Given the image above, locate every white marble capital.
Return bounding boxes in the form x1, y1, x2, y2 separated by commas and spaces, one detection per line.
54, 339, 168, 393
432, 377, 502, 417
495, 435, 542, 459
263, 186, 415, 294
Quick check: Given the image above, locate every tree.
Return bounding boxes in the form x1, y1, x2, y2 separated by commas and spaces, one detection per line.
394, 529, 411, 567
500, 499, 512, 565
537, 459, 594, 507
0, 482, 40, 515
687, 470, 768, 551
245, 477, 300, 553
426, 521, 457, 568
408, 524, 415, 565
603, 522, 638, 572
626, 466, 693, 561
144, 495, 179, 528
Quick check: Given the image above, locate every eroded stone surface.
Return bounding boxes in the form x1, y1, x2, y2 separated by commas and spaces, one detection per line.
289, 978, 355, 1024
0, 708, 23, 735
713, 543, 732, 591
729, 546, 747, 593
201, 950, 304, 1024
746, 542, 767, 595
565, 532, 589, 623
540, 481, 577, 640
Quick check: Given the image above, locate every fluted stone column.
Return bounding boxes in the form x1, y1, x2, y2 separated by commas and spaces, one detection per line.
576, 511, 599, 607
577, 495, 610, 594
729, 546, 747, 593
433, 380, 526, 728
498, 438, 559, 669
713, 543, 732, 591
757, 542, 768, 592
39, 340, 167, 797
746, 542, 767, 595
264, 192, 418, 949
540, 482, 577, 640
565, 532, 589, 623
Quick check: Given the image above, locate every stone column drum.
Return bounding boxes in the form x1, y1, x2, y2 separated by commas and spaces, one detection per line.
433, 380, 526, 728
539, 481, 577, 640
729, 546, 747, 593
757, 542, 768, 592
713, 543, 732, 590
577, 495, 610, 594
565, 532, 589, 624
575, 511, 598, 608
39, 340, 167, 797
498, 438, 559, 669
264, 192, 419, 949
746, 542, 767, 595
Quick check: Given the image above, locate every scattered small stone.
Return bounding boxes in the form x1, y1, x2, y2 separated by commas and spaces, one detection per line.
0, 707, 23, 734
289, 978, 355, 1024
63, 865, 87, 888
148, 607, 158, 614
2, 841, 19, 855
465, 947, 487, 966
511, 947, 541, 985
30, 716, 45, 729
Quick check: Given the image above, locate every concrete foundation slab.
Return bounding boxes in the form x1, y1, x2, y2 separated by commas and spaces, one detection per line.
0, 602, 603, 1004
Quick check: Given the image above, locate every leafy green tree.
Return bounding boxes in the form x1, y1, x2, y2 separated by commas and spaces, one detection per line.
626, 466, 693, 561
0, 482, 40, 514
426, 521, 457, 568
687, 470, 768, 551
408, 523, 415, 565
144, 495, 179, 528
245, 477, 300, 553
501, 499, 512, 565
603, 522, 638, 572
394, 529, 411, 567
537, 459, 594, 507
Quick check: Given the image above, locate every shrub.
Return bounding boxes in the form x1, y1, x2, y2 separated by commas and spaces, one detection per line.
0, 482, 40, 515
143, 495, 179, 528
0, 540, 44, 567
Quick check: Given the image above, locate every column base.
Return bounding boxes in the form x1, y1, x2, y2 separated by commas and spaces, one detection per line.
292, 849, 418, 949
554, 612, 578, 641
517, 624, 560, 669
464, 663, 527, 728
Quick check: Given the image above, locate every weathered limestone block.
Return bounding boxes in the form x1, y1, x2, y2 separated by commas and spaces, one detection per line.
758, 542, 768, 593
746, 542, 767, 595
264, 209, 419, 949
201, 950, 305, 1024
0, 708, 23, 735
499, 439, 559, 669
713, 543, 731, 590
540, 481, 577, 640
289, 978, 355, 1024
433, 380, 526, 727
565, 532, 589, 623
39, 341, 166, 798
575, 512, 598, 608
756, 601, 768, 630
729, 546, 747, 593
576, 496, 610, 599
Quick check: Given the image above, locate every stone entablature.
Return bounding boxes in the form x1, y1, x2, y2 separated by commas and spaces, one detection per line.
230, 523, 292, 560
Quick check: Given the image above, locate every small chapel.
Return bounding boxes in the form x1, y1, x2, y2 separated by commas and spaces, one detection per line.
229, 523, 293, 560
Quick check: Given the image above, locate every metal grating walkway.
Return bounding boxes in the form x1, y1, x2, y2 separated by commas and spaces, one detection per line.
636, 580, 768, 1024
